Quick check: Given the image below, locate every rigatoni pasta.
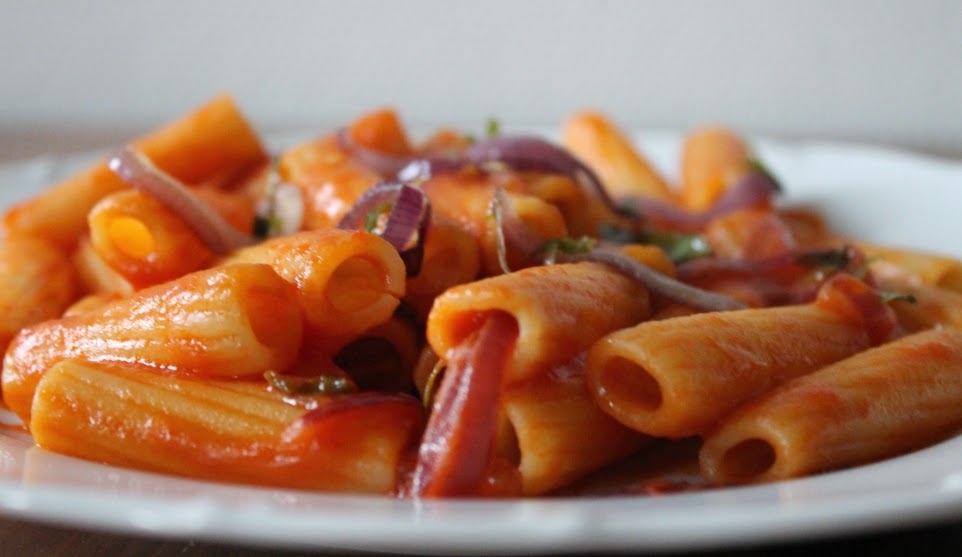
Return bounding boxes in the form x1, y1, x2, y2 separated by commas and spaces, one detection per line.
2, 263, 303, 422
699, 328, 962, 484
2, 95, 267, 249
1, 96, 961, 499
31, 360, 424, 493
584, 274, 897, 438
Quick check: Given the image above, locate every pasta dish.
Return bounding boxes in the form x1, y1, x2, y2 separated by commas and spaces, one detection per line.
1, 96, 960, 498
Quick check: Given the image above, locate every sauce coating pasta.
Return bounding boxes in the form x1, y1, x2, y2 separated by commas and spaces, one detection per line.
2, 96, 961, 498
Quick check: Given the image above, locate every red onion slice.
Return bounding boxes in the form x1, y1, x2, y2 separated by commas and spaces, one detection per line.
337, 182, 404, 231
336, 128, 413, 177
557, 249, 748, 312
338, 182, 432, 277
678, 246, 861, 281
488, 187, 545, 273
383, 184, 431, 277
467, 135, 632, 218
409, 311, 517, 497
629, 168, 780, 232
341, 130, 637, 223
676, 246, 864, 306
107, 147, 254, 254
291, 391, 420, 424
488, 186, 746, 312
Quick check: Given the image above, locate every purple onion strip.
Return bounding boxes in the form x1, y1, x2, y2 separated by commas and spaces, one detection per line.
558, 249, 748, 312
107, 147, 254, 254
337, 182, 431, 276
630, 168, 780, 232
466, 135, 630, 218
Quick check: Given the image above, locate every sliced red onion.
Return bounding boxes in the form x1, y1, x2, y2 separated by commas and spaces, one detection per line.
107, 147, 254, 254
337, 182, 432, 277
384, 184, 431, 277
678, 246, 861, 282
629, 168, 780, 233
337, 182, 404, 231
466, 135, 632, 218
488, 187, 545, 273
676, 246, 864, 306
487, 187, 746, 311
397, 157, 466, 183
293, 391, 420, 425
556, 249, 747, 312
340, 130, 636, 222
336, 128, 413, 177
410, 311, 517, 497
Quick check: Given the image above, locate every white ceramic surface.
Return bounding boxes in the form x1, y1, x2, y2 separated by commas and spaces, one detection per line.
0, 136, 961, 554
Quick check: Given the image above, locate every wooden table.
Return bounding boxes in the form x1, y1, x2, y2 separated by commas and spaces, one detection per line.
2, 514, 961, 556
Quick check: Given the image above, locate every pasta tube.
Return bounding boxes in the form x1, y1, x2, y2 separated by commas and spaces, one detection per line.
404, 217, 481, 320
412, 263, 650, 496
0, 235, 78, 354
863, 244, 962, 293
678, 126, 751, 211
226, 228, 406, 352
704, 208, 797, 259
700, 328, 962, 484
3, 95, 267, 249
585, 274, 897, 437
520, 172, 603, 237
421, 172, 569, 276
2, 263, 303, 422
868, 269, 962, 333
561, 111, 673, 201
30, 360, 424, 493
71, 236, 134, 295
279, 135, 383, 230
502, 359, 650, 495
333, 311, 421, 393
428, 261, 651, 385
87, 190, 214, 288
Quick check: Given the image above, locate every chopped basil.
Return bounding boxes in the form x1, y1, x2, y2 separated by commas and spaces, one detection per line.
749, 158, 783, 193
485, 117, 501, 138
537, 236, 597, 264
264, 371, 356, 396
252, 215, 277, 239
878, 291, 918, 304
795, 248, 852, 269
364, 202, 393, 233
599, 223, 712, 264
252, 159, 283, 239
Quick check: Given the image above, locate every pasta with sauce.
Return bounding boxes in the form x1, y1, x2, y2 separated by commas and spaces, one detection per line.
1, 96, 961, 498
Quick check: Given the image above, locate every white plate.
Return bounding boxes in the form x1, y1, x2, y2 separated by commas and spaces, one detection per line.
0, 134, 961, 554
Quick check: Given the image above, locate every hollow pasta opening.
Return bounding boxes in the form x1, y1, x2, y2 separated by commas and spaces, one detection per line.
326, 256, 390, 313
498, 416, 522, 470
718, 438, 776, 480
334, 336, 406, 392
242, 283, 298, 351
108, 216, 156, 259
599, 355, 663, 411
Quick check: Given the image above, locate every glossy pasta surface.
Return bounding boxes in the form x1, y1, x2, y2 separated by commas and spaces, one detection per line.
1, 97, 961, 499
